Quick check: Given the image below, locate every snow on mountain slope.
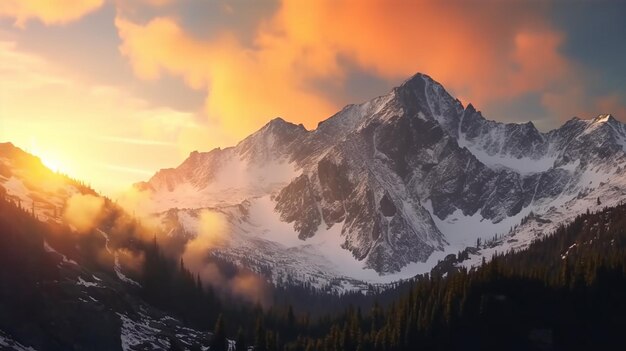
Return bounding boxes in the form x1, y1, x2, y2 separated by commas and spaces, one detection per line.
0, 143, 154, 290
135, 119, 303, 212
139, 152, 299, 212
460, 155, 626, 268
0, 330, 36, 351
0, 143, 225, 350
0, 142, 93, 222
134, 73, 626, 288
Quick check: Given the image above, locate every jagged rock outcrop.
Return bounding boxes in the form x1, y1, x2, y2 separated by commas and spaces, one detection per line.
136, 73, 626, 280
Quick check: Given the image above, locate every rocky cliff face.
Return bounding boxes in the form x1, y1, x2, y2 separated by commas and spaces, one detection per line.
135, 73, 626, 286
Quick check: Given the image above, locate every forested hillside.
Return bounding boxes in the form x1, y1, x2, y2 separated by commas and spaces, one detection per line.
272, 203, 626, 351
3, 180, 626, 350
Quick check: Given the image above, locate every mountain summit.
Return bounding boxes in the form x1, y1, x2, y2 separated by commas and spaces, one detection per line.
135, 73, 626, 288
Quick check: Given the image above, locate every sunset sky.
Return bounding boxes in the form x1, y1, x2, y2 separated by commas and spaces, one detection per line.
1, 0, 625, 195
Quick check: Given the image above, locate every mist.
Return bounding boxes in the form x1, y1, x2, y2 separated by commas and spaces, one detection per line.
63, 193, 105, 233
181, 209, 270, 306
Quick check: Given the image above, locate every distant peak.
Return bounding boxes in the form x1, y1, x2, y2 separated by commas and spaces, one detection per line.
0, 142, 28, 158
396, 72, 438, 93
235, 116, 308, 150
592, 114, 615, 124
261, 117, 307, 133
0, 142, 17, 151
266, 116, 294, 128
268, 116, 287, 124
402, 72, 435, 85
562, 116, 586, 126
394, 72, 455, 105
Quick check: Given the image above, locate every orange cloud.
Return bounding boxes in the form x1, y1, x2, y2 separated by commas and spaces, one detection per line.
541, 85, 626, 124
115, 0, 584, 140
596, 94, 626, 120
115, 15, 338, 138
274, 0, 572, 105
0, 0, 103, 27
135, 0, 173, 6
63, 193, 105, 233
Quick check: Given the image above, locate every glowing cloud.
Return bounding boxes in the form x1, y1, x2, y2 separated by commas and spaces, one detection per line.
115, 15, 340, 139
115, 0, 593, 139
63, 193, 105, 233
0, 0, 104, 27
178, 209, 269, 304
230, 272, 268, 305
0, 40, 208, 195
181, 210, 229, 264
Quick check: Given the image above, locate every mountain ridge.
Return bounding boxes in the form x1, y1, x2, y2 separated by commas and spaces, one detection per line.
132, 72, 626, 287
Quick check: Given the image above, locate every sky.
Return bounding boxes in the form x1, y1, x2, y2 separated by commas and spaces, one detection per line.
0, 0, 625, 195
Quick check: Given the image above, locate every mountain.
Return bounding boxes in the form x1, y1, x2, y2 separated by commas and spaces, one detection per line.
0, 143, 222, 350
135, 73, 626, 288
0, 142, 96, 221
3, 136, 626, 351
3, 75, 626, 349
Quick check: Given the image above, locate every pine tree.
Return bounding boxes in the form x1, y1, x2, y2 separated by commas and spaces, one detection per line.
196, 274, 203, 293
286, 304, 296, 338
266, 330, 276, 351
210, 314, 228, 351
235, 327, 246, 351
255, 316, 267, 351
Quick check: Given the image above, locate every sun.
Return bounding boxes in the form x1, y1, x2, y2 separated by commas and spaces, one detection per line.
27, 140, 70, 175
41, 156, 64, 173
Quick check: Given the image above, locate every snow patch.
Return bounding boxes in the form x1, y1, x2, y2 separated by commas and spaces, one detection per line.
118, 313, 168, 351
146, 157, 300, 212
118, 311, 213, 351
98, 229, 141, 287
2, 177, 30, 200
44, 240, 78, 266
0, 330, 36, 351
459, 142, 556, 174
114, 253, 141, 287
97, 229, 112, 253
423, 200, 532, 249
77, 276, 100, 288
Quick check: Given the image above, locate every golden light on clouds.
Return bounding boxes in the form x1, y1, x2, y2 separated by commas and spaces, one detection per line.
115, 15, 339, 138
63, 193, 105, 233
0, 40, 207, 194
113, 0, 593, 144
0, 0, 624, 195
180, 209, 270, 304
31, 145, 68, 174
0, 0, 104, 27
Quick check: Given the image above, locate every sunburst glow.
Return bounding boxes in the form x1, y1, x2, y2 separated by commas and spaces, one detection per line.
39, 155, 64, 174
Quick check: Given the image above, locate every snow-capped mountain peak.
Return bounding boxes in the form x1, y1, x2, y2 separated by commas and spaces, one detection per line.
133, 73, 626, 289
